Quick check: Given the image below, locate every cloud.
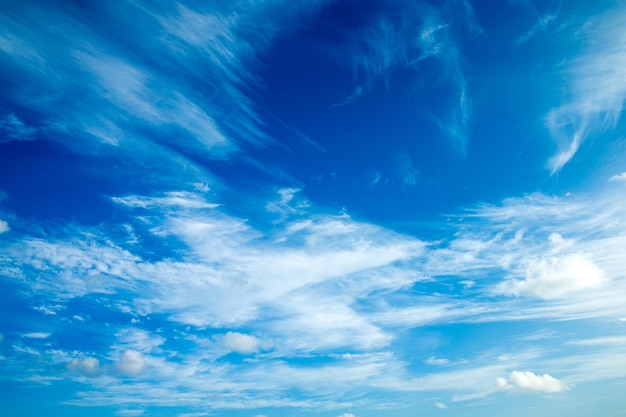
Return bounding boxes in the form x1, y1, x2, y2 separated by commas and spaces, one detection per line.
67, 357, 100, 377
115, 350, 147, 376
434, 402, 447, 409
111, 192, 220, 210
494, 253, 605, 299
0, 220, 9, 234
427, 356, 450, 365
514, 4, 559, 45
0, 113, 37, 142
496, 370, 568, 393
609, 172, 626, 182
337, 413, 356, 417
546, 5, 626, 172
346, 1, 477, 154
220, 332, 263, 355
23, 332, 51, 339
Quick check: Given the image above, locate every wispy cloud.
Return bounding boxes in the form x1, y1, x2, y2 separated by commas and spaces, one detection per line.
346, 1, 477, 155
609, 172, 626, 182
0, 114, 38, 142
546, 4, 626, 172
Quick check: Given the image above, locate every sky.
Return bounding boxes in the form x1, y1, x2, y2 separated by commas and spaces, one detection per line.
1, 0, 626, 416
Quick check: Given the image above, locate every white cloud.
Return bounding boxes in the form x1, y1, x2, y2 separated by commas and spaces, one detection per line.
115, 350, 147, 376
496, 371, 568, 393
337, 413, 356, 417
22, 332, 51, 339
609, 172, 626, 182
0, 220, 9, 234
494, 253, 605, 299
546, 5, 626, 172
111, 192, 219, 210
434, 402, 447, 409
67, 357, 100, 377
427, 356, 449, 365
220, 332, 262, 355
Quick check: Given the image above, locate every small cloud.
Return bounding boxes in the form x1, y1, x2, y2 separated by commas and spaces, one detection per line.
434, 402, 447, 409
337, 413, 356, 417
609, 172, 626, 182
0, 220, 9, 234
459, 279, 475, 288
67, 357, 100, 377
220, 332, 262, 355
496, 370, 568, 393
115, 350, 147, 376
22, 332, 51, 339
192, 182, 210, 192
427, 356, 449, 365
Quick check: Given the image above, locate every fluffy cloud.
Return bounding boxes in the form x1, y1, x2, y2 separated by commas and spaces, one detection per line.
115, 350, 147, 376
67, 357, 100, 377
496, 371, 568, 393
0, 220, 9, 234
337, 413, 356, 417
434, 402, 447, 409
220, 332, 263, 355
495, 253, 605, 299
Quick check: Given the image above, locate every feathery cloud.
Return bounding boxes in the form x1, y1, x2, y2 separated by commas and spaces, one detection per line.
546, 5, 626, 172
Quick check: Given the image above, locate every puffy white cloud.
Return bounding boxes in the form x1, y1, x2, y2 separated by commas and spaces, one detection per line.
220, 332, 262, 355
0, 220, 9, 234
495, 253, 605, 299
337, 413, 356, 417
434, 402, 447, 409
67, 357, 100, 377
496, 371, 568, 393
115, 350, 147, 376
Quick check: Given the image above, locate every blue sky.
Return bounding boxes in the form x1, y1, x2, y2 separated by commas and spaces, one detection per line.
1, 0, 626, 416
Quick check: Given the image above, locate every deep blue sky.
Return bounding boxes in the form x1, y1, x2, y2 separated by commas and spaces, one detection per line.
1, 1, 626, 416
